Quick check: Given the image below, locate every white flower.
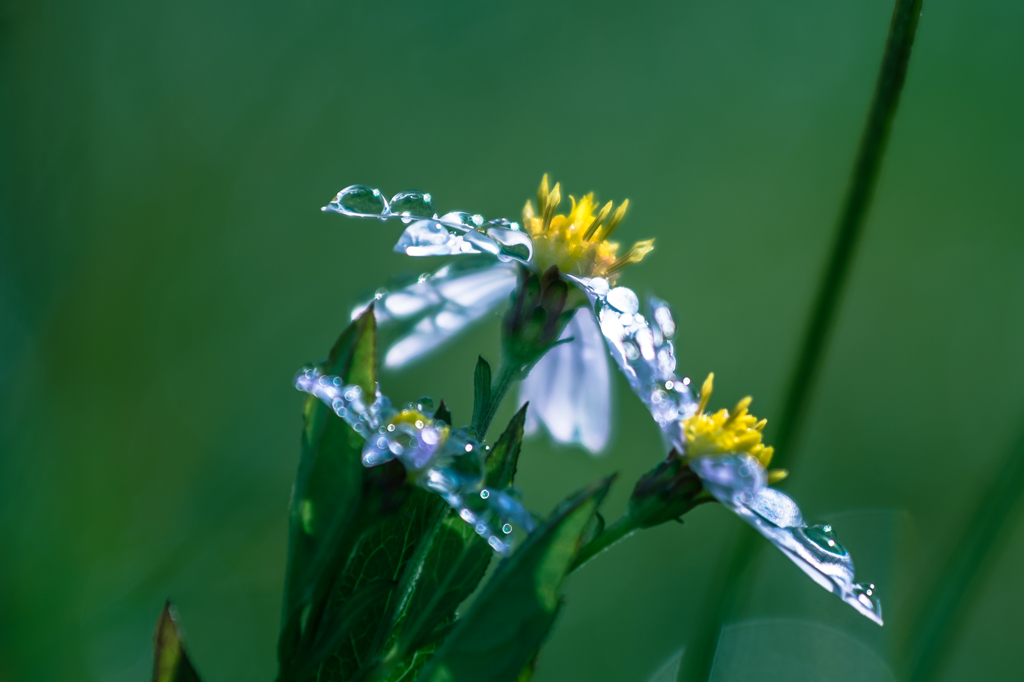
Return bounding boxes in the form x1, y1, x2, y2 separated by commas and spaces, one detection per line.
322, 180, 883, 623
294, 366, 535, 555
325, 178, 653, 455
571, 275, 883, 625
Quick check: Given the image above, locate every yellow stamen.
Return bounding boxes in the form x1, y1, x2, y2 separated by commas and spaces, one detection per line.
389, 409, 449, 442
683, 373, 777, 472
606, 239, 656, 275
697, 373, 714, 414
522, 176, 654, 281
595, 199, 629, 241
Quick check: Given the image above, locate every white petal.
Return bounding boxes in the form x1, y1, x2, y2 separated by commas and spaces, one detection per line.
519, 308, 612, 454
377, 261, 517, 369
566, 276, 698, 451
690, 453, 883, 625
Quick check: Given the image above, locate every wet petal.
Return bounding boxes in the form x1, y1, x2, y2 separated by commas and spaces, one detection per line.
324, 184, 533, 264
567, 277, 697, 451
520, 308, 612, 454
295, 366, 533, 556
353, 259, 518, 369
690, 453, 883, 625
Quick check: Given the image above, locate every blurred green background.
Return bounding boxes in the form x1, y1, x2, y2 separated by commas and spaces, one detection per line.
2, 0, 1023, 680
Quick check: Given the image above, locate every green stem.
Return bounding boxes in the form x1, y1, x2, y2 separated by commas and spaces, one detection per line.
678, 3, 924, 681
771, 0, 923, 469
903, 420, 1024, 682
570, 515, 639, 572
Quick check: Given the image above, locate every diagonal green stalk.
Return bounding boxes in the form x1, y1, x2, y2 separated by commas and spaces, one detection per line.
677, 2, 924, 681
772, 0, 923, 469
903, 420, 1024, 682
570, 515, 639, 572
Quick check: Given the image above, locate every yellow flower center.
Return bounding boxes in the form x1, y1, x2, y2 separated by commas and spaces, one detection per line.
388, 409, 449, 443
683, 373, 787, 483
522, 175, 654, 280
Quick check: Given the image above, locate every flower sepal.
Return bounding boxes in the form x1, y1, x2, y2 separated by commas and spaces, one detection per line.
626, 450, 715, 529
500, 265, 585, 370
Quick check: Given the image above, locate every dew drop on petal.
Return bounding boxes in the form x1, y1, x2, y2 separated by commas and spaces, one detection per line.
438, 211, 484, 229
387, 191, 437, 222
327, 184, 388, 216
690, 453, 882, 625
461, 229, 502, 256
606, 287, 639, 314
487, 226, 534, 263
748, 487, 804, 528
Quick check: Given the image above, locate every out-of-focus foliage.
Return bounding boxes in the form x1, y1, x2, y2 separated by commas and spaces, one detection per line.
152, 603, 201, 682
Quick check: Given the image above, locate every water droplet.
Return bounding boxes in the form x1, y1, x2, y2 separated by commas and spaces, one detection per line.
690, 454, 766, 507
801, 524, 849, 558
850, 583, 883, 624
606, 287, 640, 314
326, 184, 388, 216
387, 191, 436, 222
421, 427, 441, 445
480, 489, 490, 499
502, 523, 513, 534
461, 229, 501, 256
487, 226, 534, 262
438, 211, 484, 229
394, 220, 466, 257
650, 297, 677, 338
748, 487, 804, 528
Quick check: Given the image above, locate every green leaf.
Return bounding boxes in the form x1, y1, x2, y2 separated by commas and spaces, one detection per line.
434, 400, 452, 427
298, 579, 396, 676
415, 477, 614, 682
471, 356, 492, 434
391, 406, 532, 662
395, 513, 494, 656
278, 308, 381, 676
152, 602, 202, 682
485, 404, 527, 488
314, 489, 448, 680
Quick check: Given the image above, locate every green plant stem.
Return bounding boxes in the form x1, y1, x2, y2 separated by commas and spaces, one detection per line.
903, 419, 1024, 682
677, 2, 924, 681
771, 0, 923, 469
570, 515, 640, 572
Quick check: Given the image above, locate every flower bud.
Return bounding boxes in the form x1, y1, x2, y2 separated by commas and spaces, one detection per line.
501, 266, 577, 367
627, 450, 711, 529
